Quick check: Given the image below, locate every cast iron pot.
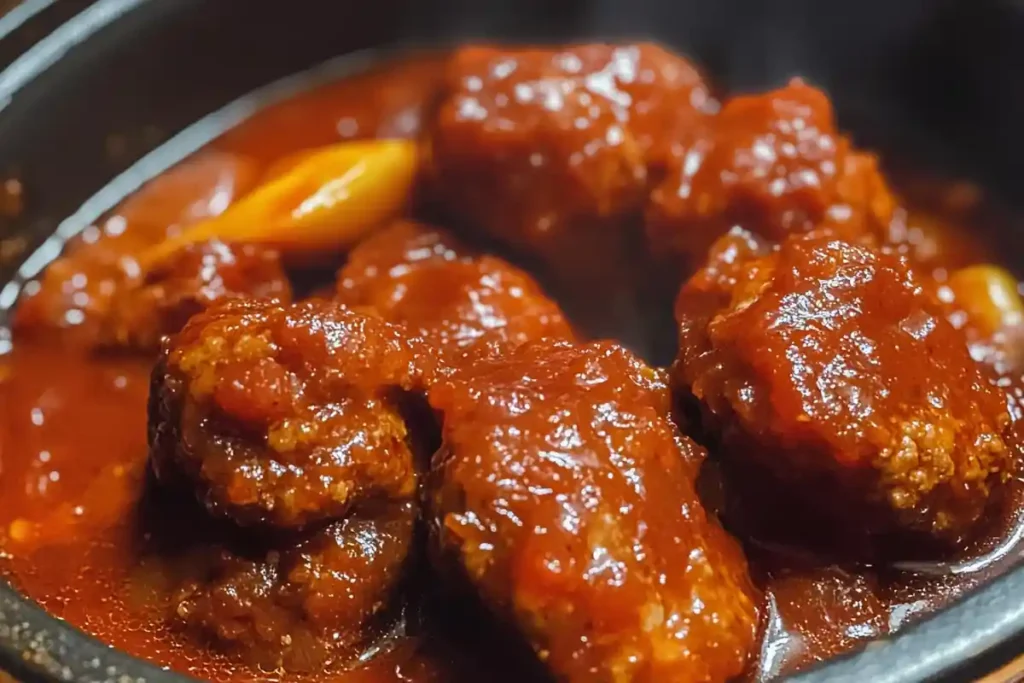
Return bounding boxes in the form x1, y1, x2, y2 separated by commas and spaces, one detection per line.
1, 1, 1023, 681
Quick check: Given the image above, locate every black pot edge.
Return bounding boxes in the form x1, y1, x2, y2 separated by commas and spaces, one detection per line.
0, 0, 144, 105
0, 1, 1022, 682
0, 0, 57, 43
0, 580, 196, 683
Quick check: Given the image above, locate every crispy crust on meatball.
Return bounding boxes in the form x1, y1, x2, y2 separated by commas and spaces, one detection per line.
149, 298, 421, 528
673, 229, 1012, 545
428, 339, 760, 682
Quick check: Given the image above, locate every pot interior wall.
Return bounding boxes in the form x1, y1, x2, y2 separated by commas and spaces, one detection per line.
1, 1, 1023, 682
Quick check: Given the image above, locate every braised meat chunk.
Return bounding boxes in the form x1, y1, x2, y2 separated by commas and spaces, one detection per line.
336, 219, 466, 301
14, 239, 288, 353
428, 340, 760, 682
100, 240, 291, 350
174, 501, 415, 672
13, 152, 260, 347
673, 229, 1012, 546
337, 221, 573, 369
148, 297, 420, 528
429, 43, 713, 276
647, 79, 895, 266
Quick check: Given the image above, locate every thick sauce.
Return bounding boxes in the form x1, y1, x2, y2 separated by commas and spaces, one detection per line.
1, 52, 1022, 682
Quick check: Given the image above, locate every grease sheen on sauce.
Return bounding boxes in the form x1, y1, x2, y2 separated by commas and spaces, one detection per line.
0, 52, 1022, 683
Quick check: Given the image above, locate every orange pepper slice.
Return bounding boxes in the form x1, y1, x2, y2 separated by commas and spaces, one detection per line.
140, 139, 418, 267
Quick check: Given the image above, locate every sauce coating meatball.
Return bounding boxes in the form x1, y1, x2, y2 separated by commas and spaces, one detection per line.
673, 229, 1012, 546
429, 43, 713, 275
174, 501, 415, 672
99, 240, 290, 350
428, 339, 760, 683
337, 221, 573, 369
148, 298, 421, 528
337, 220, 465, 301
647, 79, 895, 266
13, 152, 260, 347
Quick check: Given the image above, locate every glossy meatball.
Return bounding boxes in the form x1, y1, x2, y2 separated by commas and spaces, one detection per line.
174, 501, 415, 672
13, 152, 259, 347
336, 219, 465, 300
428, 339, 760, 682
148, 298, 421, 528
337, 221, 573, 370
647, 79, 895, 266
673, 229, 1012, 545
429, 43, 713, 275
98, 240, 290, 350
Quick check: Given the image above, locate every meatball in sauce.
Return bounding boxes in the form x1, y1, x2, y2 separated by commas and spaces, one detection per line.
647, 79, 896, 268
1, 43, 1023, 683
428, 339, 760, 682
673, 229, 1012, 550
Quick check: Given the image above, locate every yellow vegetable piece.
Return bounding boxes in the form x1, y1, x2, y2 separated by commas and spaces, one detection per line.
262, 146, 325, 180
140, 139, 418, 267
948, 264, 1024, 337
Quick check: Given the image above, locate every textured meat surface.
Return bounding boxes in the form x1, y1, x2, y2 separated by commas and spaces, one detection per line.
428, 339, 760, 682
173, 501, 415, 672
99, 240, 291, 351
673, 229, 1012, 545
148, 298, 420, 528
429, 44, 713, 276
337, 221, 573, 371
647, 79, 895, 267
13, 152, 260, 347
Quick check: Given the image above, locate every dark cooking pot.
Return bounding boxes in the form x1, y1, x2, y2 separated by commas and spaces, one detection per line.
1, 1, 1023, 681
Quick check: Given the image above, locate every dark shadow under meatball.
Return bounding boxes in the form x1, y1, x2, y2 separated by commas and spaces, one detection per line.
173, 500, 416, 672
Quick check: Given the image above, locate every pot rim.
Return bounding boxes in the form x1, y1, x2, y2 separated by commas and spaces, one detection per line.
0, 0, 58, 45
0, 2, 1021, 681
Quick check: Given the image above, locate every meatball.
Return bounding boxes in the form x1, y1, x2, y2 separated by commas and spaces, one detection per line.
13, 152, 259, 346
673, 229, 1012, 545
337, 220, 465, 301
337, 221, 573, 370
428, 339, 760, 682
98, 240, 291, 350
174, 501, 415, 672
647, 79, 895, 266
148, 298, 421, 528
429, 43, 713, 276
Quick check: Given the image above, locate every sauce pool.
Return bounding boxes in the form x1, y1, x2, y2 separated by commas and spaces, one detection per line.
0, 52, 1022, 682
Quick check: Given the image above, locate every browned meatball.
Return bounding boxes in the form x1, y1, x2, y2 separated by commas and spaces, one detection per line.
337, 221, 574, 371
13, 152, 260, 347
148, 298, 421, 528
428, 339, 760, 682
337, 219, 465, 300
174, 501, 415, 672
647, 79, 895, 267
98, 240, 291, 350
14, 239, 289, 353
429, 43, 713, 278
673, 229, 1012, 546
